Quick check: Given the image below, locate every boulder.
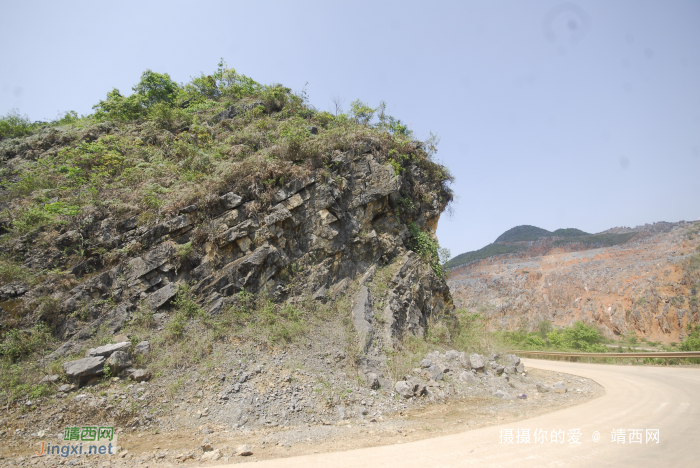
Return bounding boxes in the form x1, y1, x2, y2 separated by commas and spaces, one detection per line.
201, 449, 221, 461
536, 382, 551, 393
419, 359, 433, 369
62, 356, 105, 382
426, 365, 444, 381
106, 351, 132, 373
235, 444, 253, 456
516, 362, 525, 373
552, 381, 567, 394
469, 353, 485, 371
458, 371, 478, 384
407, 377, 427, 396
146, 283, 178, 310
129, 369, 151, 382
86, 341, 131, 358
366, 372, 380, 389
394, 381, 413, 399
133, 341, 150, 357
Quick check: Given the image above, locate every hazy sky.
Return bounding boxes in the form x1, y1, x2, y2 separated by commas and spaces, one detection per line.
1, 1, 699, 257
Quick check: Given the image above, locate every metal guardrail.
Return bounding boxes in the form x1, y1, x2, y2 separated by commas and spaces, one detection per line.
511, 350, 700, 359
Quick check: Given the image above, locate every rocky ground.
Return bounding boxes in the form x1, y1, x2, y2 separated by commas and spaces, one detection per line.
0, 354, 603, 467
449, 221, 700, 342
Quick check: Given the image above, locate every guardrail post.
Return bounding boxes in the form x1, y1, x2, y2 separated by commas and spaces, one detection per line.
664, 358, 669, 366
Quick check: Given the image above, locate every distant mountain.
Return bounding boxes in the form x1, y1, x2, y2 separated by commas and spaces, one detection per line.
494, 225, 589, 243
445, 224, 637, 269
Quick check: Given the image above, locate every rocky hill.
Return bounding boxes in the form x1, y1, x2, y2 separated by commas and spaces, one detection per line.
0, 65, 471, 434
448, 221, 700, 342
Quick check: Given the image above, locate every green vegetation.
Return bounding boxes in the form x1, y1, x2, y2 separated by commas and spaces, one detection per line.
501, 321, 607, 353
447, 224, 636, 269
680, 325, 700, 351
552, 232, 637, 247
0, 60, 452, 249
551, 228, 590, 237
0, 109, 37, 141
444, 243, 522, 269
494, 225, 554, 243
406, 222, 450, 279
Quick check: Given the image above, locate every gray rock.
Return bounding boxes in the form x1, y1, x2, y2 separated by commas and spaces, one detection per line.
536, 382, 551, 393
179, 204, 198, 214
201, 449, 221, 461
394, 381, 413, 399
86, 341, 131, 358
426, 365, 443, 381
516, 362, 525, 373
504, 365, 517, 375
272, 177, 315, 204
407, 377, 427, 396
146, 283, 178, 310
62, 356, 105, 382
106, 351, 132, 373
366, 372, 380, 389
306, 126, 318, 135
494, 389, 513, 399
129, 369, 151, 382
58, 384, 74, 393
220, 192, 243, 210
133, 341, 150, 356
495, 365, 505, 376
352, 286, 374, 347
264, 204, 292, 225
56, 230, 82, 248
552, 381, 567, 393
458, 371, 478, 384
235, 444, 253, 456
507, 354, 521, 366
117, 216, 138, 233
419, 359, 433, 369
39, 374, 60, 383
469, 353, 485, 370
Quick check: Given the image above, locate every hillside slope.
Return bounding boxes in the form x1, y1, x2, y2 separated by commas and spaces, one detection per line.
448, 221, 700, 342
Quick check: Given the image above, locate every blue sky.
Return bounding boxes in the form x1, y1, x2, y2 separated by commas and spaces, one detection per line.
1, 1, 699, 257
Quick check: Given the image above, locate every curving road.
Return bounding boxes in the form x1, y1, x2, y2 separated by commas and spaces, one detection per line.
216, 359, 700, 467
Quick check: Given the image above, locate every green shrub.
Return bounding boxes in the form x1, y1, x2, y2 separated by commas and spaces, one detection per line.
0, 323, 52, 362
680, 326, 700, 351
92, 88, 147, 122
0, 109, 36, 141
349, 99, 376, 125
132, 70, 180, 106
406, 222, 448, 279
12, 206, 55, 234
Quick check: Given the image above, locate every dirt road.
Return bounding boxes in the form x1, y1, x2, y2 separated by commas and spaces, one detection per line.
216, 359, 700, 467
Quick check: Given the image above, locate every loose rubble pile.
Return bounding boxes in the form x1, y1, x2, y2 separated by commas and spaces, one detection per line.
0, 349, 605, 467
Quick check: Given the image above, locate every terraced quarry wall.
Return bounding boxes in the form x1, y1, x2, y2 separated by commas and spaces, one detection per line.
448, 222, 700, 342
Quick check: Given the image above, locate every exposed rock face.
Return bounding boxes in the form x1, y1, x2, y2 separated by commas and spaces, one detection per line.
4, 144, 453, 381
449, 222, 700, 342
